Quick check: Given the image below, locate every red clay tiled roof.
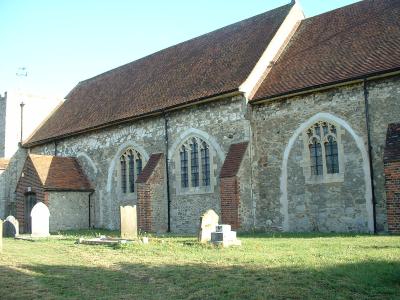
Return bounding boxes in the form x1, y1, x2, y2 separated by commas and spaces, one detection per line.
136, 153, 163, 184
384, 123, 400, 163
252, 0, 400, 101
220, 142, 248, 178
29, 154, 93, 191
25, 3, 294, 146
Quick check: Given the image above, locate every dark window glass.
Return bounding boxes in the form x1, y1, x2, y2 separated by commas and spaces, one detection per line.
309, 139, 323, 175
191, 139, 199, 187
120, 156, 127, 193
201, 142, 210, 186
180, 146, 189, 188
128, 152, 135, 193
325, 136, 339, 174
136, 156, 142, 177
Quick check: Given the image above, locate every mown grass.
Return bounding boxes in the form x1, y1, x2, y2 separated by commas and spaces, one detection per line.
0, 231, 399, 299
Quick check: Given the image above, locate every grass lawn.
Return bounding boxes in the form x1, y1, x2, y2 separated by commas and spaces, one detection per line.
0, 231, 399, 299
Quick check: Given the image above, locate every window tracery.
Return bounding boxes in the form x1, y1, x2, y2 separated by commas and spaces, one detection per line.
120, 149, 143, 193
178, 136, 212, 191
303, 121, 343, 183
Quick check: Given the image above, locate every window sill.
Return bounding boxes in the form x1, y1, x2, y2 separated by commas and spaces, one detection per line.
177, 186, 214, 196
305, 173, 344, 185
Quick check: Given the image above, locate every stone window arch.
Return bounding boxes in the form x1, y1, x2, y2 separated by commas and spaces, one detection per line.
176, 136, 214, 194
120, 149, 143, 194
303, 120, 344, 183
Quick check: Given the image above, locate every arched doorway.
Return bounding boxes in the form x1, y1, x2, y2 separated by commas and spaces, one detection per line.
24, 193, 37, 233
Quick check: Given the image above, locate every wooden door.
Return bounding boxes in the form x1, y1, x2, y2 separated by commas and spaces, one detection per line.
24, 193, 37, 233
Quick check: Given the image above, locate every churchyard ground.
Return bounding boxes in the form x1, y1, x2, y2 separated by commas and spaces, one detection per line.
0, 231, 399, 299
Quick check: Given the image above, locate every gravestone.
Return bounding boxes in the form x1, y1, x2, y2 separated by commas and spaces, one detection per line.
31, 202, 50, 238
3, 215, 19, 237
211, 224, 241, 247
0, 219, 2, 252
120, 205, 137, 239
198, 209, 219, 243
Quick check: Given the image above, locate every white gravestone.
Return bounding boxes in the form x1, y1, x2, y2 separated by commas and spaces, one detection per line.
211, 224, 241, 247
31, 202, 50, 238
120, 205, 138, 239
3, 216, 19, 237
198, 209, 219, 243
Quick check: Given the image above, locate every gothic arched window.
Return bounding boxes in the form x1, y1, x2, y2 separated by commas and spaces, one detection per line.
120, 149, 143, 193
304, 121, 343, 183
178, 137, 212, 191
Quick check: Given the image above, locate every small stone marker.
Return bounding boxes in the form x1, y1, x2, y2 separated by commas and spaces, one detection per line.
198, 209, 219, 243
120, 205, 137, 239
0, 219, 3, 252
31, 202, 50, 238
3, 215, 19, 237
211, 224, 241, 247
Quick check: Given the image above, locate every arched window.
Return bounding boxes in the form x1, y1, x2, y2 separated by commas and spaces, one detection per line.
201, 141, 210, 186
120, 149, 143, 193
309, 137, 323, 176
180, 146, 189, 188
178, 137, 212, 191
304, 121, 342, 183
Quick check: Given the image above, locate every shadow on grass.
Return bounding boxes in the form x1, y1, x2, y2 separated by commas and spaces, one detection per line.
238, 231, 377, 239
0, 260, 399, 299
55, 229, 379, 241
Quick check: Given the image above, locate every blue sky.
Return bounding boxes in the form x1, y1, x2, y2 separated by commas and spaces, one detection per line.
0, 0, 359, 98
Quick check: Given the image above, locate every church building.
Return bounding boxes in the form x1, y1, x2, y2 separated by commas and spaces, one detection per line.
2, 0, 400, 234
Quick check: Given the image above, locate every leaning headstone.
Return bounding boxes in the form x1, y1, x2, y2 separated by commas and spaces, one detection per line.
120, 205, 137, 239
198, 209, 219, 243
31, 202, 50, 238
3, 216, 19, 237
211, 224, 241, 247
0, 219, 3, 252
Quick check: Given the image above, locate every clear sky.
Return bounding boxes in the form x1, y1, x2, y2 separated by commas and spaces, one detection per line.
0, 0, 360, 98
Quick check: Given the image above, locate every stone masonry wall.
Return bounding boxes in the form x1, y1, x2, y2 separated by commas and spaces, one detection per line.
252, 83, 372, 232
0, 147, 28, 220
30, 95, 250, 233
251, 75, 400, 232
166, 96, 250, 233
367, 76, 400, 232
238, 145, 253, 231
48, 191, 90, 232
0, 92, 7, 158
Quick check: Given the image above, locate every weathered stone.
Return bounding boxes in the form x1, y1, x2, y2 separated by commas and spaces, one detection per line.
0, 218, 2, 251
120, 205, 137, 239
1, 71, 399, 234
198, 209, 219, 243
210, 224, 241, 247
48, 192, 90, 231
3, 215, 19, 237
31, 202, 50, 238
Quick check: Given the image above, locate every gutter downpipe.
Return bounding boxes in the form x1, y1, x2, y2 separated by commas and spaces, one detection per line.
163, 111, 171, 232
88, 191, 94, 228
363, 79, 377, 234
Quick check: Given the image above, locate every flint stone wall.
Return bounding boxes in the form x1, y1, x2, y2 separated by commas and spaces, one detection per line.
0, 148, 27, 219
252, 83, 371, 232
367, 76, 400, 232
251, 76, 400, 232
30, 95, 249, 233
0, 93, 6, 157
48, 192, 90, 232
